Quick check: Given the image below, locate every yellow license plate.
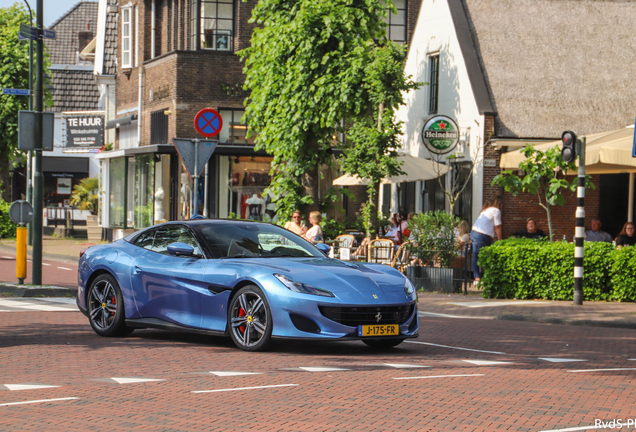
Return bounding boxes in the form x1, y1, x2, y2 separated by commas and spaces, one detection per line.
358, 324, 399, 337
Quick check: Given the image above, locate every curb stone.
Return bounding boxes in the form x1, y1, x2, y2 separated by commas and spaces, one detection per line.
0, 283, 77, 298
496, 314, 636, 330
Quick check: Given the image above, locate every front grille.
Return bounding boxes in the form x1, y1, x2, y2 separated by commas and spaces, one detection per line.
319, 304, 415, 327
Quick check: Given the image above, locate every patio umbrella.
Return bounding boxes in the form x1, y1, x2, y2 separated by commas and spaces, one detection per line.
332, 155, 451, 186
499, 127, 636, 175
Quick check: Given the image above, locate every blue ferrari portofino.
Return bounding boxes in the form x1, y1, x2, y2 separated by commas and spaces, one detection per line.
77, 220, 418, 351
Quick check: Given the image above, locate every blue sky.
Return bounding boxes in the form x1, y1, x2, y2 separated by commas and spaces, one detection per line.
0, 0, 94, 27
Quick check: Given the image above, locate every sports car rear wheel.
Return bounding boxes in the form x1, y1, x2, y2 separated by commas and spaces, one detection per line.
228, 285, 272, 351
363, 338, 405, 349
87, 274, 132, 337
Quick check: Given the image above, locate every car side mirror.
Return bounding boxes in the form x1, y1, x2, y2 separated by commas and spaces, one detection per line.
315, 242, 331, 256
167, 242, 196, 257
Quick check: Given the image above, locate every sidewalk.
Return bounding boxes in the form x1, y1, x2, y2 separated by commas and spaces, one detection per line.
0, 235, 94, 264
417, 292, 636, 330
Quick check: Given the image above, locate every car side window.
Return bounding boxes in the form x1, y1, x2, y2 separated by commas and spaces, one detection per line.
134, 230, 156, 250
152, 226, 201, 256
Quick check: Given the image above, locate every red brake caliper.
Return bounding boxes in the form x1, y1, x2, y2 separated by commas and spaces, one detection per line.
238, 307, 246, 334
111, 296, 116, 316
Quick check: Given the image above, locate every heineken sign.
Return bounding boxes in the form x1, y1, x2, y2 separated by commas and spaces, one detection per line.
421, 115, 460, 155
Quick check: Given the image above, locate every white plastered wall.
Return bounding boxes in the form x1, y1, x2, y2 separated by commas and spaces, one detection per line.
395, 0, 485, 222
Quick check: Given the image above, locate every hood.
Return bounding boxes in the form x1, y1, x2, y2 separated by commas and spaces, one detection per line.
227, 257, 408, 301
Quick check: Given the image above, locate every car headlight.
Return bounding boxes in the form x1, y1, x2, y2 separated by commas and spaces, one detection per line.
273, 273, 335, 297
404, 277, 415, 296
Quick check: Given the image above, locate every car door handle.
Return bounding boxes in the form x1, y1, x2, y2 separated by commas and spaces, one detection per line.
135, 266, 142, 274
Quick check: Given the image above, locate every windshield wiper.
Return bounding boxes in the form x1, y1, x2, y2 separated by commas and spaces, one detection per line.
228, 253, 258, 258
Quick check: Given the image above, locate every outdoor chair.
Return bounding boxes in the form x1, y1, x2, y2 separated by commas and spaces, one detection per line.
391, 241, 411, 272
368, 238, 394, 265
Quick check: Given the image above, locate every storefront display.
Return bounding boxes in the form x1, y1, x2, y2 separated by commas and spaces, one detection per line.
217, 156, 272, 221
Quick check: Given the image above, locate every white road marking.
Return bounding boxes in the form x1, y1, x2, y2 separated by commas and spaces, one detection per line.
568, 368, 636, 373
192, 384, 298, 394
57, 267, 73, 271
539, 425, 609, 432
446, 301, 550, 308
418, 311, 490, 319
2, 256, 13, 259
0, 299, 75, 312
462, 360, 514, 366
394, 374, 485, 380
3, 384, 59, 391
539, 358, 586, 363
110, 377, 165, 384
383, 363, 431, 369
405, 341, 506, 355
0, 397, 79, 407
42, 263, 51, 266
209, 371, 262, 377
298, 367, 350, 372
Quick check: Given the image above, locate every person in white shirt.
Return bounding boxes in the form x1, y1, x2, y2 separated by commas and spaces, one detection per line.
302, 211, 323, 242
470, 196, 503, 282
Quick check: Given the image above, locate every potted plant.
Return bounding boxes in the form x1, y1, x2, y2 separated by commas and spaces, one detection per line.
69, 176, 100, 243
406, 210, 460, 293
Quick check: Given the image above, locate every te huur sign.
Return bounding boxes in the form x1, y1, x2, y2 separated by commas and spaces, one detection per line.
65, 112, 105, 149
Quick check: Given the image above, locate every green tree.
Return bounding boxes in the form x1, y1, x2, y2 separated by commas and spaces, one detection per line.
239, 0, 392, 220
492, 144, 594, 241
0, 4, 52, 200
69, 176, 99, 213
338, 43, 420, 237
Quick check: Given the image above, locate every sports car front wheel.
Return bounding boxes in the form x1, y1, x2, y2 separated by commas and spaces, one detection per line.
228, 285, 273, 351
87, 273, 133, 337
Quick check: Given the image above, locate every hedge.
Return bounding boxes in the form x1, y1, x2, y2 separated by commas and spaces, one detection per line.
0, 198, 17, 239
478, 238, 636, 301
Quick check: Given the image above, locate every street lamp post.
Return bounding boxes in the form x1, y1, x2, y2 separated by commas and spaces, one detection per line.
22, 0, 34, 246
31, 0, 44, 285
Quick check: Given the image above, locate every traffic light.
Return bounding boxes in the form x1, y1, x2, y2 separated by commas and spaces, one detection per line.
561, 130, 577, 163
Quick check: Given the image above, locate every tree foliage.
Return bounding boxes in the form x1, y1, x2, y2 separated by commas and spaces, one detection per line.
491, 145, 594, 241
0, 4, 52, 200
338, 43, 420, 237
239, 0, 393, 221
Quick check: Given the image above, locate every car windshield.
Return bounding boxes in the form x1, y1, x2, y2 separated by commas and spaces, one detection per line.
193, 222, 324, 259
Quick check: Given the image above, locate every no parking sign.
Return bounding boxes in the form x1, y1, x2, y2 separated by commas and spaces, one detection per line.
194, 108, 223, 138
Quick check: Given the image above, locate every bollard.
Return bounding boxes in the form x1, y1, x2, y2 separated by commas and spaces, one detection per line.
16, 226, 27, 284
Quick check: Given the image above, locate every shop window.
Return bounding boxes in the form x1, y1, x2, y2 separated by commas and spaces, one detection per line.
122, 6, 132, 68
109, 158, 126, 227
218, 156, 272, 221
428, 54, 439, 114
190, 0, 233, 51
133, 155, 155, 229
385, 0, 406, 44
154, 155, 171, 224
218, 109, 255, 144
150, 110, 169, 144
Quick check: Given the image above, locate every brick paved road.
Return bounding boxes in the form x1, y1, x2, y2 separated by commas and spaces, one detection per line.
0, 253, 78, 288
0, 307, 634, 431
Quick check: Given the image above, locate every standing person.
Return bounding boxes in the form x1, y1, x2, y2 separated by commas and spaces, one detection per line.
616, 222, 636, 247
585, 219, 613, 243
303, 211, 324, 242
470, 196, 503, 283
284, 210, 307, 236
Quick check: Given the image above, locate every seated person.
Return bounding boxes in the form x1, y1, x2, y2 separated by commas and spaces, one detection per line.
302, 211, 323, 242
385, 213, 407, 244
514, 218, 546, 239
585, 219, 613, 243
616, 222, 636, 247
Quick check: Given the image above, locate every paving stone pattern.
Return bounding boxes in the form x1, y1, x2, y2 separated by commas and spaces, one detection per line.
0, 312, 634, 431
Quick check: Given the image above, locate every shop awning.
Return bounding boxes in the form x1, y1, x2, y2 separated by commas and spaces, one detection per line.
105, 114, 138, 130
333, 154, 452, 186
500, 127, 636, 174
